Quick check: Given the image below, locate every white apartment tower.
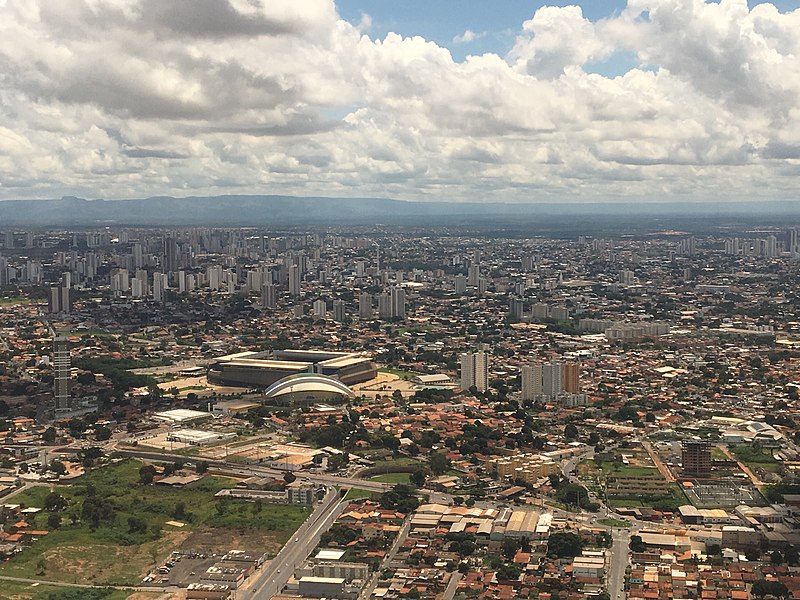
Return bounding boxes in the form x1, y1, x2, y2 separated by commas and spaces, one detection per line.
460, 351, 489, 392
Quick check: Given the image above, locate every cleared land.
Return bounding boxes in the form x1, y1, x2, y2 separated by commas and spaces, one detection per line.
0, 459, 309, 586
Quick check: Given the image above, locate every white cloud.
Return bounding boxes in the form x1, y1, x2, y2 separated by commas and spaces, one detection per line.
0, 0, 799, 202
453, 29, 485, 44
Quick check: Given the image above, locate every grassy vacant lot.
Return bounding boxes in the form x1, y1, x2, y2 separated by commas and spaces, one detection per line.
0, 459, 310, 586
0, 297, 31, 307
582, 458, 661, 479
606, 483, 688, 510
0, 581, 139, 600
378, 368, 419, 380
598, 518, 631, 528
370, 457, 422, 470
344, 488, 376, 501
730, 445, 781, 473
370, 472, 411, 484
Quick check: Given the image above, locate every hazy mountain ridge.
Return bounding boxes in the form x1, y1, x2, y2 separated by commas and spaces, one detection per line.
0, 195, 798, 227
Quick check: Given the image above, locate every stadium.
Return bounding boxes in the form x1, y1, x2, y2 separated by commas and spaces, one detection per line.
207, 349, 377, 389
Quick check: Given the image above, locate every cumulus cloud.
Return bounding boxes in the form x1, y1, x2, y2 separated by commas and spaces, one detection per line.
453, 29, 485, 44
0, 0, 799, 202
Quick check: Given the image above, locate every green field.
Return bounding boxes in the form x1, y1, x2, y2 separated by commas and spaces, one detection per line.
730, 445, 781, 472
370, 472, 411, 484
370, 457, 422, 470
0, 297, 31, 307
344, 488, 376, 501
606, 483, 687, 510
598, 518, 631, 528
378, 368, 420, 380
0, 459, 310, 586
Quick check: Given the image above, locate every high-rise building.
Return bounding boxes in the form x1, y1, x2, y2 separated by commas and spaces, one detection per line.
163, 236, 179, 273
521, 365, 540, 401
460, 351, 488, 392
48, 286, 71, 314
358, 292, 373, 319
0, 256, 8, 286
53, 336, 71, 412
523, 361, 578, 399
377, 292, 392, 320
288, 264, 301, 296
390, 286, 406, 320
682, 440, 711, 477
313, 299, 327, 318
454, 274, 467, 294
562, 362, 580, 393
468, 264, 480, 286
152, 272, 167, 302
261, 282, 277, 308
333, 300, 346, 323
509, 297, 524, 321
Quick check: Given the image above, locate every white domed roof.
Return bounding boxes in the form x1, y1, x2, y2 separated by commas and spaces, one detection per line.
264, 373, 354, 398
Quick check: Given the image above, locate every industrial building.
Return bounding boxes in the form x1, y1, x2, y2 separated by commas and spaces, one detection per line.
207, 349, 377, 389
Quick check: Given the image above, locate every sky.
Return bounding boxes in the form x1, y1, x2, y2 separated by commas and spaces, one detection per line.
1, 1, 800, 204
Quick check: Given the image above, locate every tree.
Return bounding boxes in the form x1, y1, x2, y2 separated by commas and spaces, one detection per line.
503, 537, 520, 559
139, 464, 157, 485
429, 452, 451, 475
49, 460, 67, 476
195, 461, 209, 474
42, 427, 57, 444
47, 513, 61, 529
547, 532, 584, 558
44, 492, 67, 512
564, 423, 579, 440
629, 535, 646, 553
94, 425, 112, 441
127, 516, 148, 534
751, 579, 790, 599
410, 469, 426, 487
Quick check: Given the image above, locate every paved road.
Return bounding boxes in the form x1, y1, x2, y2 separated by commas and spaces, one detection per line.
717, 443, 764, 486
240, 488, 348, 599
607, 527, 631, 600
641, 441, 675, 482
358, 517, 411, 600
442, 572, 463, 600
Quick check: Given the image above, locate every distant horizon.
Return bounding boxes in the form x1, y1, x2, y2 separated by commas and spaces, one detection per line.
1, 193, 799, 207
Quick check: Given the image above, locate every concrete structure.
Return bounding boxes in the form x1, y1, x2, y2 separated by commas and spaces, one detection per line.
572, 555, 606, 579
682, 440, 711, 477
208, 350, 376, 389
297, 576, 346, 598
606, 473, 670, 497
53, 336, 71, 412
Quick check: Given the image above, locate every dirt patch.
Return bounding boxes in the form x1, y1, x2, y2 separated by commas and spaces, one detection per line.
37, 531, 190, 586
127, 592, 184, 600
180, 527, 282, 555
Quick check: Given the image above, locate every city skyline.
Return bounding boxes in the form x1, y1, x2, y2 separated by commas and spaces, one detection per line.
1, 0, 800, 204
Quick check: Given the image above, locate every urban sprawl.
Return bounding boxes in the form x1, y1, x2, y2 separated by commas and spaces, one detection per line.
1, 226, 800, 600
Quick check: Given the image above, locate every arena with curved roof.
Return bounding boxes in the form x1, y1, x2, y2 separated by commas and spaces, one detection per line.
264, 373, 355, 405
